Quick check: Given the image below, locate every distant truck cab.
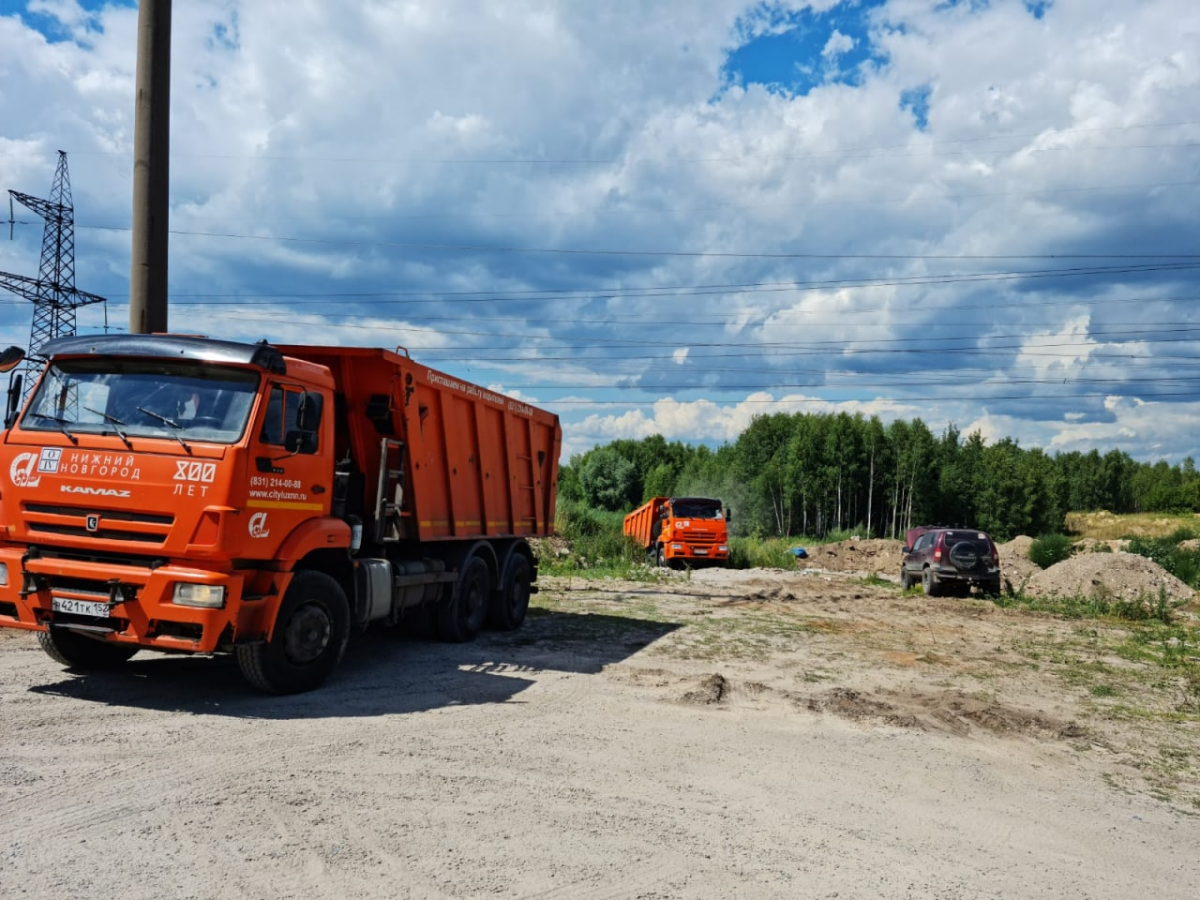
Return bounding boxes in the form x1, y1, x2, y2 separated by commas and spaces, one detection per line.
0, 335, 560, 693
624, 496, 730, 568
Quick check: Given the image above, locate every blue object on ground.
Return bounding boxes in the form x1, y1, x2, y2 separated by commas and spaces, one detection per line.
790, 547, 808, 559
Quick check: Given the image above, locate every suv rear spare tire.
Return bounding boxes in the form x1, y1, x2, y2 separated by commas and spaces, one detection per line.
948, 541, 978, 569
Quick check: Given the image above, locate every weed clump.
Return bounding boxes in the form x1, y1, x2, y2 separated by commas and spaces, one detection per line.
1126, 529, 1200, 589
1029, 533, 1073, 570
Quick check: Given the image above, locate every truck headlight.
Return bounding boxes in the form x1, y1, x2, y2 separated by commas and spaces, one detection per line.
0, 562, 7, 587
671, 543, 684, 551
173, 583, 226, 608
718, 546, 729, 553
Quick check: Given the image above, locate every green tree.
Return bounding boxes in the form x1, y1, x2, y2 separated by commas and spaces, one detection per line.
578, 445, 637, 511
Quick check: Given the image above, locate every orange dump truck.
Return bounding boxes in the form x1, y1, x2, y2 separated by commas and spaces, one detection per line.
0, 335, 560, 693
624, 496, 730, 568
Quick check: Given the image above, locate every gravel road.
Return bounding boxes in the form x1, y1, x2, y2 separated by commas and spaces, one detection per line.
2, 567, 1197, 899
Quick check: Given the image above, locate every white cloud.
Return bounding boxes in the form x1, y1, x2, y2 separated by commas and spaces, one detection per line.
1, 0, 1198, 466
822, 29, 855, 60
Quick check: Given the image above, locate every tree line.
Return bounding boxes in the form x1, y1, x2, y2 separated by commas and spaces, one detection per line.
557, 412, 1200, 543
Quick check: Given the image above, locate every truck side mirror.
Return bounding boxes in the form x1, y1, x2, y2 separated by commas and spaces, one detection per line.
297, 391, 323, 431
5, 373, 23, 428
0, 346, 24, 374
725, 508, 732, 523
285, 429, 319, 454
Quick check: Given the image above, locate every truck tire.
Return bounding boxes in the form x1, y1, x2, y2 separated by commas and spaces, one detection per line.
655, 545, 667, 568
489, 554, 531, 631
235, 570, 350, 694
37, 628, 138, 669
922, 568, 941, 597
437, 556, 490, 642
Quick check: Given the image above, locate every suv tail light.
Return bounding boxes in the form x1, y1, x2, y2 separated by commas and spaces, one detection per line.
991, 544, 999, 565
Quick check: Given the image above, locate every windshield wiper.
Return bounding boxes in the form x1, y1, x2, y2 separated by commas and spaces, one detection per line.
136, 407, 193, 454
84, 406, 134, 449
30, 413, 79, 445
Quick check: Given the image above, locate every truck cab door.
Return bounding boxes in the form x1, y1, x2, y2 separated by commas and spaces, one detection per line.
246, 383, 330, 543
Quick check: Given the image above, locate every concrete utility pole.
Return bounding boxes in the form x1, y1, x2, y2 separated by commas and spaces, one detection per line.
129, 0, 172, 334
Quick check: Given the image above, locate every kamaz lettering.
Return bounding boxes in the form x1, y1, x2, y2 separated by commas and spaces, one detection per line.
60, 485, 132, 498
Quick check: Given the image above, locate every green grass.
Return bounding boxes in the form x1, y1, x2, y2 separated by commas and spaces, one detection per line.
991, 586, 1177, 623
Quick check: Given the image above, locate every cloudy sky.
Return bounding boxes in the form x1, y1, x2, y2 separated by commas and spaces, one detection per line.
1, 0, 1198, 463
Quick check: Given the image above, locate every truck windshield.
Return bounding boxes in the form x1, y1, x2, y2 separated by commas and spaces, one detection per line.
20, 358, 260, 444
672, 500, 723, 519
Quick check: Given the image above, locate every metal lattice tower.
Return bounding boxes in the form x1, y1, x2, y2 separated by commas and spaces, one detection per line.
1, 150, 107, 397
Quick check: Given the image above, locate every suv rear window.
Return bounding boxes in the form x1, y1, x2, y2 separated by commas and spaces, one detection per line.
939, 531, 992, 550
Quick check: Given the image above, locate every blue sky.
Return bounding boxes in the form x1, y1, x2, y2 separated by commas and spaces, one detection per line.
1, 0, 1198, 464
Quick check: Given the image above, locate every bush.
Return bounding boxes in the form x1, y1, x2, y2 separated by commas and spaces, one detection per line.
729, 537, 797, 570
546, 500, 640, 574
1029, 533, 1073, 569
1126, 533, 1200, 589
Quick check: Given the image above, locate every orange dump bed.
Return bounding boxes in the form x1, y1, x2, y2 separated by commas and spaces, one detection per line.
278, 346, 561, 542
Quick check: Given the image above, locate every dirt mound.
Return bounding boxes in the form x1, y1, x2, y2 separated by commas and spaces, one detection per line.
804, 686, 1080, 740
1000, 535, 1035, 558
996, 538, 1040, 593
798, 538, 903, 574
1024, 551, 1196, 604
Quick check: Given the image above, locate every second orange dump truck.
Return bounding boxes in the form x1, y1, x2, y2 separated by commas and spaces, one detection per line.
624, 496, 730, 568
0, 334, 560, 693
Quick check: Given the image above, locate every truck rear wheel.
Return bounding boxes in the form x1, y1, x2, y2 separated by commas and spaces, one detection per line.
489, 554, 531, 631
37, 628, 138, 669
235, 570, 350, 694
437, 557, 490, 642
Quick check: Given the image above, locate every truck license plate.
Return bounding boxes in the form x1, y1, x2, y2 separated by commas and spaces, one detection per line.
52, 597, 110, 618
694, 549, 708, 555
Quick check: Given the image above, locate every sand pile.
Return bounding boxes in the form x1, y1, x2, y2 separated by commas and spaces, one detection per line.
1024, 551, 1195, 604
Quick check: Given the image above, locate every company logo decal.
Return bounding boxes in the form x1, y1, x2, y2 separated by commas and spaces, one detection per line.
38, 448, 63, 473
248, 512, 270, 539
86, 514, 100, 532
10, 452, 40, 487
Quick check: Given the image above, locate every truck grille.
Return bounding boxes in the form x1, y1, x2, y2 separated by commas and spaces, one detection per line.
22, 503, 174, 545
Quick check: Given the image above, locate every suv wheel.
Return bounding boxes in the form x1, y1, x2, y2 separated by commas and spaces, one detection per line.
922, 568, 941, 597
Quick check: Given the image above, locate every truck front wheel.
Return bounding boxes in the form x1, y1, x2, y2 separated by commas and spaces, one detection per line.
236, 570, 350, 694
37, 628, 138, 669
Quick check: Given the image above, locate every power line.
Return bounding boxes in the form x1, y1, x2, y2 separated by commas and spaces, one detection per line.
73, 225, 1200, 261
18, 119, 1200, 165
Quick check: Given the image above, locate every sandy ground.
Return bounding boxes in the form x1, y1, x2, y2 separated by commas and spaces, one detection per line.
2, 563, 1199, 899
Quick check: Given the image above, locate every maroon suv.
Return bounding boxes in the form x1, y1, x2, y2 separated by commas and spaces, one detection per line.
900, 527, 1002, 596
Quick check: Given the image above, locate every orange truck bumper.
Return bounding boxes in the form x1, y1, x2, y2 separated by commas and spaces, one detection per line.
0, 548, 277, 654
665, 544, 730, 563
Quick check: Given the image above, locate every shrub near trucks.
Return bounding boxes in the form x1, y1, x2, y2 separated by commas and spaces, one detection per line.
624, 496, 730, 568
0, 335, 560, 693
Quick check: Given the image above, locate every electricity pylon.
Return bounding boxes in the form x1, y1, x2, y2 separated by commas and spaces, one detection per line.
1, 150, 107, 398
